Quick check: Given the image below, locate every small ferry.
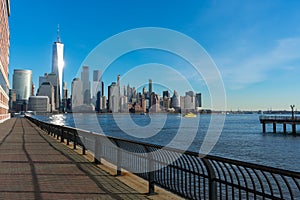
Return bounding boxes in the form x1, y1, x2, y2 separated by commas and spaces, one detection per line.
183, 112, 197, 118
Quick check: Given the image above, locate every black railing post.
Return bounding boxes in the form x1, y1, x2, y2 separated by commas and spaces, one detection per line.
66, 130, 70, 145
116, 141, 122, 176
60, 128, 64, 143
57, 127, 60, 139
145, 146, 156, 195
94, 137, 101, 164
82, 137, 86, 155
202, 158, 217, 200
82, 145, 86, 155
48, 124, 50, 135
73, 131, 77, 149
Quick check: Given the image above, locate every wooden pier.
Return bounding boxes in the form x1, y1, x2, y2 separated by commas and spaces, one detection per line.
259, 115, 300, 135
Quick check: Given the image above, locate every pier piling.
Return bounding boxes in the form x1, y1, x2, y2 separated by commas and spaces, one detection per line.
273, 123, 276, 133
292, 124, 296, 135
259, 115, 300, 135
262, 123, 266, 133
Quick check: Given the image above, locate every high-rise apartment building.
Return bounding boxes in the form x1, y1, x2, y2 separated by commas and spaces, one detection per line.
39, 73, 48, 87
36, 82, 55, 112
149, 79, 153, 95
101, 81, 104, 97
148, 79, 153, 107
63, 81, 68, 100
149, 93, 160, 112
171, 90, 180, 111
13, 70, 32, 100
120, 96, 128, 113
163, 90, 170, 99
62, 82, 68, 112
51, 25, 64, 106
0, 0, 10, 122
92, 70, 101, 104
71, 78, 83, 109
183, 95, 195, 111
38, 73, 59, 110
81, 66, 91, 104
196, 93, 202, 108
127, 84, 132, 102
108, 82, 118, 112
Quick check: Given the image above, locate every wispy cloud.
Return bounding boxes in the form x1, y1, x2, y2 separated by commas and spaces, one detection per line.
218, 37, 300, 89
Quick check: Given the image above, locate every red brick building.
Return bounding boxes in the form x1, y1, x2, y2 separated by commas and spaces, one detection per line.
0, 0, 10, 122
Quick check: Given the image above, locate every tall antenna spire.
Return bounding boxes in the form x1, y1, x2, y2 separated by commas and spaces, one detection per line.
57, 24, 61, 43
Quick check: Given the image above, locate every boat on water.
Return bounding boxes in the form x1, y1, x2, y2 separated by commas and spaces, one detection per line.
183, 112, 197, 118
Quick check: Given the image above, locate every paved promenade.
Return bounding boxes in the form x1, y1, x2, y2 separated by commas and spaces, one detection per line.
0, 118, 149, 199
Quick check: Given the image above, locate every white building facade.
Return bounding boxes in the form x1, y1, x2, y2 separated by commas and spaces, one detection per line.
37, 82, 55, 112
28, 96, 50, 112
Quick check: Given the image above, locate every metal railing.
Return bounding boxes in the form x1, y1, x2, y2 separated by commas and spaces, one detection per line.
26, 116, 300, 200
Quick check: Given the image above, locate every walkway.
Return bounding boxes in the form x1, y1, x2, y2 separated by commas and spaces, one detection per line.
0, 118, 149, 199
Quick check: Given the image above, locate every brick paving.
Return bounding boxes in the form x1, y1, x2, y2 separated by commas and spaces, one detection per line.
0, 118, 149, 200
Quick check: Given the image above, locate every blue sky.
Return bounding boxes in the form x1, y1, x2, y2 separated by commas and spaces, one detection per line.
8, 0, 300, 110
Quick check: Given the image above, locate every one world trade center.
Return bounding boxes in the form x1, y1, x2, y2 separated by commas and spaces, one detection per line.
51, 25, 64, 110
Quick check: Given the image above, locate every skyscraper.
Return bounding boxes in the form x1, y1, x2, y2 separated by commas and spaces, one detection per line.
163, 90, 170, 98
62, 82, 68, 112
39, 73, 59, 110
51, 25, 64, 106
171, 90, 180, 111
13, 70, 32, 100
127, 84, 132, 101
81, 66, 91, 104
196, 93, 202, 108
162, 91, 171, 110
108, 82, 118, 112
63, 81, 68, 100
101, 81, 104, 96
71, 78, 83, 109
149, 79, 153, 96
37, 82, 55, 112
92, 70, 101, 105
0, 0, 10, 122
148, 79, 153, 107
117, 74, 121, 97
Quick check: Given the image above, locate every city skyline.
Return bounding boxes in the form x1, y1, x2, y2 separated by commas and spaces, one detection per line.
70, 67, 202, 114
8, 1, 300, 111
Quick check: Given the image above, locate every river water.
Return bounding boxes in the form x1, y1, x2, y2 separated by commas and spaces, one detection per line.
33, 113, 300, 172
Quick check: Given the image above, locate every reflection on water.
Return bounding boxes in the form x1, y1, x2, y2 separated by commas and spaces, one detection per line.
49, 114, 67, 126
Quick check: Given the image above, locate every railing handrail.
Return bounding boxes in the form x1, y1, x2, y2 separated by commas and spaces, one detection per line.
26, 115, 300, 199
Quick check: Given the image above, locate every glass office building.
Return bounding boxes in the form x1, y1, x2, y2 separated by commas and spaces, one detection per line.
12, 69, 32, 100
51, 27, 64, 105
